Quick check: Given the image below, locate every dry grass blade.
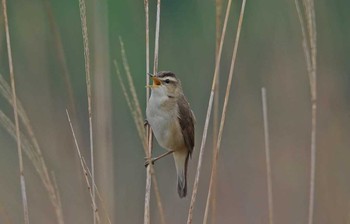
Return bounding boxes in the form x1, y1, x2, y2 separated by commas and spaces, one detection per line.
2, 0, 29, 222
203, 0, 247, 223
294, 1, 317, 224
51, 172, 63, 221
187, 0, 234, 222
0, 74, 64, 224
261, 88, 274, 224
0, 75, 64, 224
81, 158, 112, 224
114, 60, 147, 149
0, 111, 40, 174
66, 110, 100, 223
78, 0, 97, 222
118, 38, 147, 145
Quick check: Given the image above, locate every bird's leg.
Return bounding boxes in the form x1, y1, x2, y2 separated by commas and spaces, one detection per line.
145, 150, 174, 167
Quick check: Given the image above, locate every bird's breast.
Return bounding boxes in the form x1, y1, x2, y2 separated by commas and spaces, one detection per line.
146, 95, 184, 151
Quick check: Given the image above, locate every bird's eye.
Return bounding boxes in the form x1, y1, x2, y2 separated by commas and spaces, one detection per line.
165, 79, 170, 84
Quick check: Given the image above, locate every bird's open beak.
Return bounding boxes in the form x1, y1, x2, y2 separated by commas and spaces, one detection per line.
146, 73, 161, 88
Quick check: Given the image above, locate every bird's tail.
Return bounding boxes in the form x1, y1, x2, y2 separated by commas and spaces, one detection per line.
173, 150, 190, 198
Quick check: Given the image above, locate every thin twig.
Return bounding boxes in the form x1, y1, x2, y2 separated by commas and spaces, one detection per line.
1, 0, 29, 223
66, 110, 101, 223
78, 0, 97, 222
187, 0, 234, 222
295, 1, 317, 224
261, 88, 274, 224
202, 1, 247, 223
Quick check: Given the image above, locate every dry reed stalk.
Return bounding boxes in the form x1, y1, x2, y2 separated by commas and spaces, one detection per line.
114, 39, 165, 223
203, 0, 247, 223
187, 0, 233, 222
294, 1, 317, 224
144, 0, 150, 101
78, 0, 97, 222
261, 88, 274, 224
144, 0, 162, 224
187, 0, 236, 223
211, 0, 222, 223
66, 110, 101, 223
2, 0, 29, 223
115, 60, 166, 224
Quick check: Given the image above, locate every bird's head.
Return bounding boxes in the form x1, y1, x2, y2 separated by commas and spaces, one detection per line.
148, 71, 183, 98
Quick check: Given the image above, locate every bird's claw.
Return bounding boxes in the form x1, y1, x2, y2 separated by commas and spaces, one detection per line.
144, 119, 149, 127
144, 157, 154, 167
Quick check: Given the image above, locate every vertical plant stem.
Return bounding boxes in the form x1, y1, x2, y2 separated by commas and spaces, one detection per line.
211, 0, 222, 223
143, 1, 151, 222
143, 0, 166, 223
144, 0, 150, 101
2, 0, 30, 223
78, 0, 97, 222
295, 1, 317, 223
187, 0, 234, 222
144, 0, 161, 224
309, 98, 317, 224
115, 45, 165, 223
261, 88, 274, 224
202, 0, 247, 223
153, 0, 161, 76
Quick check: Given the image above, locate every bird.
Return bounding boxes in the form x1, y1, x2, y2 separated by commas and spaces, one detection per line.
145, 71, 195, 198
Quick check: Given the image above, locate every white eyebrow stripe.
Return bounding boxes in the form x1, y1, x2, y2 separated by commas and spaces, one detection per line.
159, 76, 177, 82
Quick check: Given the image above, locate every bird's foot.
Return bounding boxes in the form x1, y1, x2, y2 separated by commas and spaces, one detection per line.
144, 157, 155, 167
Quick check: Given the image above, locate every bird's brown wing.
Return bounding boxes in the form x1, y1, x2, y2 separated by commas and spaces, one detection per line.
177, 95, 195, 156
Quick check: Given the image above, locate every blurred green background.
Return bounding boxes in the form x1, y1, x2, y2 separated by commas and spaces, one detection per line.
0, 0, 350, 223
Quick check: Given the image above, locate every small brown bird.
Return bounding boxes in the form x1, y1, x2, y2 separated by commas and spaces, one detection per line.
146, 71, 195, 198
